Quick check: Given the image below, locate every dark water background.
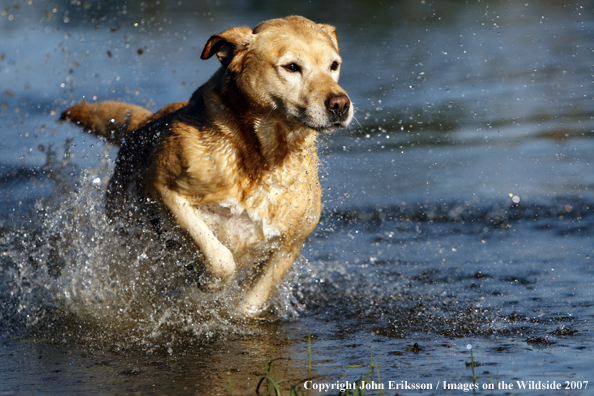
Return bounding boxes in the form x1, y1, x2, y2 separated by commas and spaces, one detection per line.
1, 1, 593, 394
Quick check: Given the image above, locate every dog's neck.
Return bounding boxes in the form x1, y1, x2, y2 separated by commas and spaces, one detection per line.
188, 69, 318, 172
253, 117, 317, 167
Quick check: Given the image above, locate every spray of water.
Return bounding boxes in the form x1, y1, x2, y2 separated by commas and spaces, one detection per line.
0, 143, 305, 351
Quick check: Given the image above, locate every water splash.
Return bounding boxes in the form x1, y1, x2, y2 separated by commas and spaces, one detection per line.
0, 144, 304, 351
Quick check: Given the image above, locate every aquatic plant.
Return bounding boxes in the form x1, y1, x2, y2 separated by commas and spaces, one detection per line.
246, 334, 387, 396
339, 348, 387, 396
468, 344, 476, 384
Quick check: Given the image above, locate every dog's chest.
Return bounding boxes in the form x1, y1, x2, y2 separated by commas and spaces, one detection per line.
196, 166, 318, 261
197, 198, 280, 267
200, 200, 274, 244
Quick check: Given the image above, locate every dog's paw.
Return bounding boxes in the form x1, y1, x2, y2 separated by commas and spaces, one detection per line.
197, 247, 236, 291
208, 246, 236, 280
236, 299, 270, 318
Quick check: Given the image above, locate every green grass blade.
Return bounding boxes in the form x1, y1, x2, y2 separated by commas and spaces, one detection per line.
307, 333, 312, 380
470, 348, 477, 384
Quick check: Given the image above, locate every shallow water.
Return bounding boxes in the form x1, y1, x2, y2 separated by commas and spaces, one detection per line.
1, 0, 593, 394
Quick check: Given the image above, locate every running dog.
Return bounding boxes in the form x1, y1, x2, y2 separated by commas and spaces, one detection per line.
61, 16, 353, 316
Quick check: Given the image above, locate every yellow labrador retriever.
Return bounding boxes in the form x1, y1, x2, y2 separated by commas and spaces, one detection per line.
61, 16, 353, 316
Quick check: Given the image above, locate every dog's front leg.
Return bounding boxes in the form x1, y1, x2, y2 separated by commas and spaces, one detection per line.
158, 187, 236, 288
237, 243, 301, 316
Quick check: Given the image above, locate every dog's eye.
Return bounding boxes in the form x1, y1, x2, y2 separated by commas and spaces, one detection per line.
330, 61, 340, 71
283, 63, 301, 73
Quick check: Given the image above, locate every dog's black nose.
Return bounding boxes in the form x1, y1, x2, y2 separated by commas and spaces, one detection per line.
326, 93, 350, 117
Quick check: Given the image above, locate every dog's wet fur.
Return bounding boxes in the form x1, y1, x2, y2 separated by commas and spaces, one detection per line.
61, 16, 353, 316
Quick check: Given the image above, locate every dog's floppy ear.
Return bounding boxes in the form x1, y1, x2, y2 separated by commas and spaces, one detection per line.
201, 26, 254, 69
318, 23, 340, 54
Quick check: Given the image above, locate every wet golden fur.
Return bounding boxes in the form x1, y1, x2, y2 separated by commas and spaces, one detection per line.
61, 16, 353, 316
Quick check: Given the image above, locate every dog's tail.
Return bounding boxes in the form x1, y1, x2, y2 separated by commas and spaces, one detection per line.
60, 100, 153, 145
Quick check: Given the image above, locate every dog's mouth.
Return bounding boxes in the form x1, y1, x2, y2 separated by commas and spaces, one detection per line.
298, 114, 351, 134
300, 120, 340, 134
319, 122, 347, 134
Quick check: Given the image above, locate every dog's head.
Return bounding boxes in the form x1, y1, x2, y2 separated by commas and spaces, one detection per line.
201, 16, 353, 134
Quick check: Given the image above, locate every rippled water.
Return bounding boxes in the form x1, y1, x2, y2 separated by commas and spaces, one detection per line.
1, 1, 593, 394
